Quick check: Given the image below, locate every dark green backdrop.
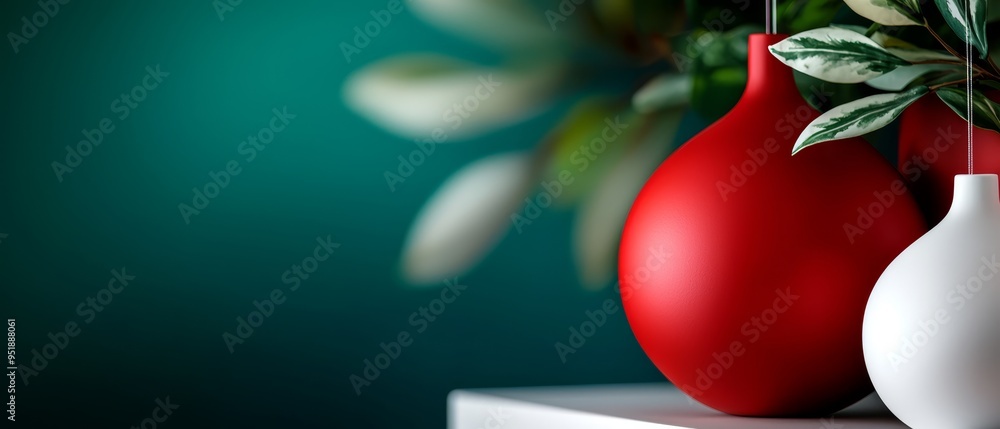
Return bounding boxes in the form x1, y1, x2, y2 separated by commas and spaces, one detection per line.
0, 1, 662, 427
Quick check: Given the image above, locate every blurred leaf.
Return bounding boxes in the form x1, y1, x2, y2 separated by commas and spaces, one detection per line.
794, 86, 929, 154
344, 54, 563, 140
401, 152, 534, 285
632, 74, 692, 113
990, 0, 1000, 21
592, 0, 635, 37
843, 0, 922, 26
689, 26, 755, 120
937, 87, 1000, 133
409, 0, 563, 50
934, 0, 989, 59
543, 99, 637, 205
769, 26, 909, 83
573, 110, 683, 289
692, 67, 747, 119
781, 0, 845, 34
633, 0, 686, 37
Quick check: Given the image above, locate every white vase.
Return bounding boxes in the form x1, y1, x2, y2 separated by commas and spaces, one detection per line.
863, 174, 1000, 428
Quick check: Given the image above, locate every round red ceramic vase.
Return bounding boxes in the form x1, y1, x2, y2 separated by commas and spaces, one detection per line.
619, 34, 927, 416
898, 91, 1000, 226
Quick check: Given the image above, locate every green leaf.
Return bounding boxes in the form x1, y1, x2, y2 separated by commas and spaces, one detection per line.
543, 99, 635, 204
632, 74, 692, 114
689, 26, 754, 121
869, 32, 959, 62
866, 64, 957, 91
844, 0, 922, 26
937, 87, 1000, 133
831, 24, 959, 62
783, 0, 845, 34
769, 26, 910, 83
934, 0, 989, 59
793, 86, 930, 154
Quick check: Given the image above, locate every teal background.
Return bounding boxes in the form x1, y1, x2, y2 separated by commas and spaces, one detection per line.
0, 1, 663, 427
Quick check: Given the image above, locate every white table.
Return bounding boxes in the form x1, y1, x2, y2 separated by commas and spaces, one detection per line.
448, 383, 907, 428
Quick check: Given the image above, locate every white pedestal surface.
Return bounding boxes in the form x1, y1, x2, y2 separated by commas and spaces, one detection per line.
448, 383, 906, 429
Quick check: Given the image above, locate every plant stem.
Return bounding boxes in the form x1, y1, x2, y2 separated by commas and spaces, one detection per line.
924, 19, 965, 61
865, 23, 881, 37
929, 77, 975, 91
913, 59, 964, 66
913, 60, 1000, 80
918, 21, 1000, 80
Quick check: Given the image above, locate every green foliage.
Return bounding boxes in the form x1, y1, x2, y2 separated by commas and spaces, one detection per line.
934, 0, 989, 58
776, 0, 1000, 153
770, 27, 910, 83
794, 86, 929, 153
687, 26, 756, 121
937, 87, 1000, 132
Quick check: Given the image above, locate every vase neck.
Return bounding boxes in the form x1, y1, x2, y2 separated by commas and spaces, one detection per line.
948, 174, 1000, 215
741, 34, 800, 102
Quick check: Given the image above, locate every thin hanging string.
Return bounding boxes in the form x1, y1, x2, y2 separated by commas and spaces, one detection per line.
765, 0, 777, 34
966, 0, 974, 174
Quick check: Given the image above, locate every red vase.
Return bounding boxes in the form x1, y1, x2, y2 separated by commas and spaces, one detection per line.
618, 34, 927, 416
898, 92, 1000, 226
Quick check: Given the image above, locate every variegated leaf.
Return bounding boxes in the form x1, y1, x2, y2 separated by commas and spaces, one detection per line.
831, 24, 957, 61
844, 0, 923, 26
937, 87, 1000, 133
573, 110, 682, 289
934, 0, 989, 59
793, 86, 929, 154
769, 27, 910, 84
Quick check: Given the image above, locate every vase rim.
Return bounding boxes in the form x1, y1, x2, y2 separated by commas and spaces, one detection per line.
946, 174, 1000, 216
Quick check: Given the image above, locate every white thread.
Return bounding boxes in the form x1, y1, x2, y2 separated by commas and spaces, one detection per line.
766, 0, 777, 34
967, 0, 974, 174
